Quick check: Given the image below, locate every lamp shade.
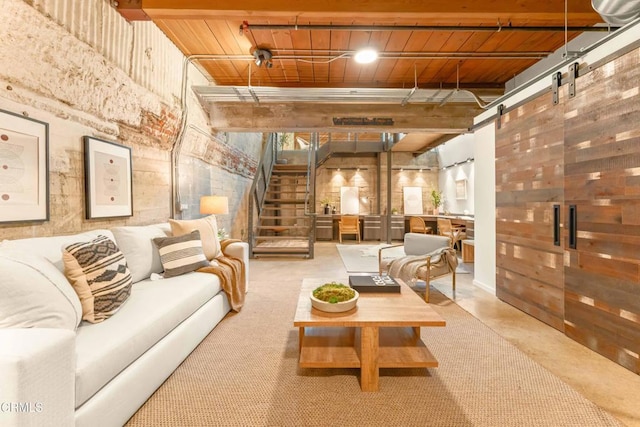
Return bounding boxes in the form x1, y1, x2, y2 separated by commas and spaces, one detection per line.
200, 196, 229, 215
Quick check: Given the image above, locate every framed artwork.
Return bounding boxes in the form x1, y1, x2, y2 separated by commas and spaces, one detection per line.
340, 186, 359, 214
403, 186, 424, 215
83, 136, 133, 219
456, 179, 467, 200
0, 109, 49, 223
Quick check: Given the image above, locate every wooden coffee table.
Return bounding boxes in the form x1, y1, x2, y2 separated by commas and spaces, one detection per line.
294, 278, 446, 391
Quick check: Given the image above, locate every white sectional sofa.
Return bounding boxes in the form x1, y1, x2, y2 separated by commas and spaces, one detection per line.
0, 222, 248, 427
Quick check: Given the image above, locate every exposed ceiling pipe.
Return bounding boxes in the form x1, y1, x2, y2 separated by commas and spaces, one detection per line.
592, 0, 640, 25
241, 22, 617, 33
183, 52, 550, 62
439, 64, 489, 109
192, 52, 550, 63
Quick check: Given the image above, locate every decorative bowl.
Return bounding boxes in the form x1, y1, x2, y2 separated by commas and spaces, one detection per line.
310, 283, 359, 313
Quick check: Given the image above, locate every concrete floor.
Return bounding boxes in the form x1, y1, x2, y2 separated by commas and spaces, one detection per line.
250, 241, 640, 427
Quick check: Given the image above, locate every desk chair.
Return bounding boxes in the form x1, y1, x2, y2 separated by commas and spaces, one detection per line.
437, 218, 466, 251
338, 215, 360, 243
378, 233, 457, 302
409, 216, 432, 234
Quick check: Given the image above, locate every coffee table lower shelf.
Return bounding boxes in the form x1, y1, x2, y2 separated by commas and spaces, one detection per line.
298, 326, 438, 369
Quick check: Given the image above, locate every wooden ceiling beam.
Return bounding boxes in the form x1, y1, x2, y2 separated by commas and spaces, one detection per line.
207, 102, 482, 133
409, 134, 461, 155
136, 0, 601, 22
114, 0, 151, 21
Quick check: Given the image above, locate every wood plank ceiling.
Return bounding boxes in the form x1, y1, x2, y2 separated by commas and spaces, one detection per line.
116, 0, 608, 151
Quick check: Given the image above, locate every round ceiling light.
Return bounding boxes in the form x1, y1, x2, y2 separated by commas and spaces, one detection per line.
354, 48, 378, 64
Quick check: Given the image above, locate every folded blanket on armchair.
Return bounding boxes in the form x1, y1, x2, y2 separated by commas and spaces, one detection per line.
387, 247, 457, 286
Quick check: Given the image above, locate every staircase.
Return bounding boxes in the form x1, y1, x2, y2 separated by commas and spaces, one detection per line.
252, 164, 313, 257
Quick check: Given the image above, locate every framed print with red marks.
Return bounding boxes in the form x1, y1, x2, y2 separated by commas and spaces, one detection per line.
0, 109, 49, 223
83, 136, 132, 219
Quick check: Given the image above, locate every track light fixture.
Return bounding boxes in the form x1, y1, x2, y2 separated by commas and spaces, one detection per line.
252, 48, 273, 68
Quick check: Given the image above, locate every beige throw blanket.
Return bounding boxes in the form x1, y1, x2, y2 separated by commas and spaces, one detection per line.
197, 239, 246, 312
387, 247, 458, 286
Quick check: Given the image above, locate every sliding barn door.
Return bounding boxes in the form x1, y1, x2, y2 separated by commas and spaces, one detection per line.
495, 92, 566, 331
563, 49, 640, 373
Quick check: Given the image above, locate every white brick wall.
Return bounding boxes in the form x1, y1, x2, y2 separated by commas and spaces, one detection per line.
0, 1, 260, 239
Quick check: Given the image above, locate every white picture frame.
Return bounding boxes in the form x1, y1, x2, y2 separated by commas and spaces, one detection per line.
340, 186, 359, 214
456, 179, 467, 200
84, 136, 133, 219
403, 186, 423, 215
0, 109, 49, 223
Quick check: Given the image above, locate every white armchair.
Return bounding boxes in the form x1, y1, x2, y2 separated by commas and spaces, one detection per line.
378, 233, 457, 302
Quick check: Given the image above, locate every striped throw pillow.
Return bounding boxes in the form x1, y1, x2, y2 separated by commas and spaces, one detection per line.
153, 230, 210, 278
62, 235, 133, 323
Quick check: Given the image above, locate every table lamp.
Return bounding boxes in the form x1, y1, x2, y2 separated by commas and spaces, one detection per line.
200, 195, 229, 215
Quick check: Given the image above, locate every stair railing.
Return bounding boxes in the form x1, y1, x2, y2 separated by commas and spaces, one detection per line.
248, 133, 277, 257
305, 133, 318, 258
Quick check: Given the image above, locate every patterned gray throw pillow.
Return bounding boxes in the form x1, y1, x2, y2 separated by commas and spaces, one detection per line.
63, 235, 133, 323
153, 230, 210, 278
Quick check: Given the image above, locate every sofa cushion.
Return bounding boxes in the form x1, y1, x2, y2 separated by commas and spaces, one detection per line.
169, 215, 221, 260
0, 229, 115, 273
0, 250, 82, 330
74, 272, 223, 407
111, 224, 169, 283
63, 235, 133, 323
153, 230, 210, 278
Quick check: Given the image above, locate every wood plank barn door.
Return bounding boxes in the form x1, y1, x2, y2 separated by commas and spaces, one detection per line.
563, 49, 640, 373
495, 91, 566, 331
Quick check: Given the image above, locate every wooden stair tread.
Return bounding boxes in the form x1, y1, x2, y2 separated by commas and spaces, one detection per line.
252, 248, 310, 254
267, 191, 307, 195
257, 225, 309, 230
260, 207, 306, 212
273, 164, 308, 170
255, 235, 310, 240
265, 199, 306, 203
260, 215, 309, 220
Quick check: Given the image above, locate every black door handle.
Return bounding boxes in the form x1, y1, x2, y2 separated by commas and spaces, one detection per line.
569, 205, 577, 249
553, 204, 560, 246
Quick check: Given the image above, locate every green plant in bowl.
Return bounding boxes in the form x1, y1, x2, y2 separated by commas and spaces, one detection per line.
310, 282, 359, 313
312, 282, 356, 304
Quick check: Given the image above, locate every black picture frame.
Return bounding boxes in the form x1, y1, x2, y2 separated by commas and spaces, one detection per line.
0, 109, 49, 223
83, 136, 133, 219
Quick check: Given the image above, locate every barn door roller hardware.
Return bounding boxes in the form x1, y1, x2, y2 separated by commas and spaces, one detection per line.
552, 71, 562, 105
568, 62, 580, 98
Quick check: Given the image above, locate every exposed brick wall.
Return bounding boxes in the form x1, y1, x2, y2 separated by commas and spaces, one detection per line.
178, 132, 263, 239
0, 1, 260, 240
181, 128, 260, 179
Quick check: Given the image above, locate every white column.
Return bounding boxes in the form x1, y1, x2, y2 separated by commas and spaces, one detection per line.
472, 124, 496, 294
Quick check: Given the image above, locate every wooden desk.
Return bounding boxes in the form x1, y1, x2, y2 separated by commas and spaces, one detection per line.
316, 214, 474, 242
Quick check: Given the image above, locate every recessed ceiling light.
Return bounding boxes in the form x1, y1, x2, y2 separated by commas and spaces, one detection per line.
354, 48, 378, 64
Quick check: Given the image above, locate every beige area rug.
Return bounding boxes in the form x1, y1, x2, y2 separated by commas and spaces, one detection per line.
337, 243, 407, 272
337, 244, 471, 274
126, 280, 621, 427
